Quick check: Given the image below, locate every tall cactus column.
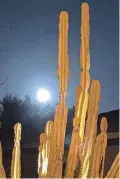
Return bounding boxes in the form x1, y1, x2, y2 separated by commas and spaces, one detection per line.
53, 11, 69, 178
45, 11, 69, 178
55, 10, 69, 152
64, 3, 90, 178
11, 123, 22, 178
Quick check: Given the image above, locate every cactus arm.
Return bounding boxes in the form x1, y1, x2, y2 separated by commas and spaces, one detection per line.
11, 123, 21, 178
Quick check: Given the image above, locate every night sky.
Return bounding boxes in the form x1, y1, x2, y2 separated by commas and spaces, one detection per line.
0, 0, 119, 113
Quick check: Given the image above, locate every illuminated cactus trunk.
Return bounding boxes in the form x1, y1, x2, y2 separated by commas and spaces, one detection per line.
105, 152, 120, 178
64, 3, 90, 178
0, 143, 6, 178
11, 123, 21, 178
78, 80, 101, 178
90, 117, 108, 178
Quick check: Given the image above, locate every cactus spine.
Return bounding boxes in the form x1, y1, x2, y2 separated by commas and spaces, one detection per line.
64, 3, 90, 178
11, 123, 21, 178
0, 143, 6, 178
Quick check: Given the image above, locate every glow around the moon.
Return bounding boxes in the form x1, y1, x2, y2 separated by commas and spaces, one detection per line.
36, 88, 50, 103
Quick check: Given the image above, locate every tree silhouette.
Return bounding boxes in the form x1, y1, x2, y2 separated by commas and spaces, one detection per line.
0, 94, 55, 149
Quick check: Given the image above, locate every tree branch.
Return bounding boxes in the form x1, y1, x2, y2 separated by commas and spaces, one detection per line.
0, 77, 8, 85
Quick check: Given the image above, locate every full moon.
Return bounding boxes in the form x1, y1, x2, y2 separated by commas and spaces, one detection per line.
36, 88, 50, 103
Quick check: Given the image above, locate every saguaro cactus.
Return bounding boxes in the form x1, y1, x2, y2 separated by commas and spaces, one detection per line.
64, 3, 90, 178
11, 123, 21, 178
0, 143, 6, 178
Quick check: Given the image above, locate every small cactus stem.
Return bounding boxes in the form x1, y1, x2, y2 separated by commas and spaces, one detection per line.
89, 117, 108, 178
38, 133, 48, 178
0, 143, 6, 178
11, 123, 21, 179
64, 3, 90, 178
46, 109, 59, 178
44, 120, 53, 176
105, 152, 120, 178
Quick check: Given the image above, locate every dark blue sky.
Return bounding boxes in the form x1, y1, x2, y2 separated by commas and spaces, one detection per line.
0, 0, 119, 113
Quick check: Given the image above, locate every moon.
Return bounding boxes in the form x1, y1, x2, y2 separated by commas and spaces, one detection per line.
36, 88, 50, 103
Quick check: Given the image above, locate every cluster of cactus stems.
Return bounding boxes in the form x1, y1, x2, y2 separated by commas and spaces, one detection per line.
0, 2, 119, 178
